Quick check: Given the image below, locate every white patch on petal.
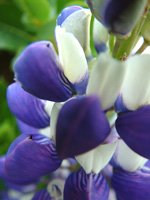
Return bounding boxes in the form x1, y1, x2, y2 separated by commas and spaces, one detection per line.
113, 140, 147, 172
47, 179, 65, 200
61, 9, 92, 57
44, 101, 55, 116
55, 26, 88, 84
93, 18, 109, 46
120, 54, 150, 110
87, 53, 126, 110
50, 103, 63, 142
39, 126, 51, 138
76, 141, 117, 174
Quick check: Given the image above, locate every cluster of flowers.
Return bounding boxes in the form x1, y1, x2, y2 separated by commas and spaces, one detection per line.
1, 0, 150, 199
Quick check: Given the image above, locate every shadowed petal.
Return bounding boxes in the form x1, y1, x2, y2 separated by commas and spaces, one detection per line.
116, 105, 150, 159
55, 26, 89, 95
56, 95, 110, 159
112, 168, 150, 200
32, 189, 51, 200
5, 134, 62, 179
7, 82, 50, 128
64, 168, 109, 200
14, 41, 75, 102
86, 0, 147, 35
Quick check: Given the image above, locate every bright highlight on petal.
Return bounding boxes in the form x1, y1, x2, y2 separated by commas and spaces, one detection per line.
50, 102, 63, 141
55, 26, 89, 95
87, 53, 126, 110
56, 95, 110, 159
59, 7, 92, 57
76, 141, 117, 174
111, 139, 147, 172
115, 54, 150, 111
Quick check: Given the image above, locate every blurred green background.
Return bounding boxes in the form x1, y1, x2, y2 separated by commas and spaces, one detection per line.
0, 0, 87, 156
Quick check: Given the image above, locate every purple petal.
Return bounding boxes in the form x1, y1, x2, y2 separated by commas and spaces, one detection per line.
112, 168, 150, 200
116, 105, 150, 159
86, 0, 147, 35
14, 41, 75, 102
57, 6, 83, 26
94, 43, 108, 54
17, 119, 39, 134
7, 82, 50, 128
64, 168, 109, 200
32, 189, 51, 200
5, 134, 62, 179
0, 156, 38, 185
56, 95, 110, 159
115, 94, 130, 112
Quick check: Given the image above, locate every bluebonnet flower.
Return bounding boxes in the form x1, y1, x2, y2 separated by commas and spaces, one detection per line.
4, 3, 150, 200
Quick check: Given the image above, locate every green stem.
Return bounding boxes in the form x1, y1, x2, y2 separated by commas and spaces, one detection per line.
112, 16, 146, 60
112, 39, 123, 57
109, 35, 115, 53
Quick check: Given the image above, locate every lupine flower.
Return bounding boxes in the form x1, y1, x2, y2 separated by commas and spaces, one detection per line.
4, 3, 150, 200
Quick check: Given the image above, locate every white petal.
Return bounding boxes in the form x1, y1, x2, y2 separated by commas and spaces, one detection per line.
47, 179, 65, 199
93, 18, 109, 46
44, 101, 55, 116
55, 26, 88, 84
50, 103, 63, 141
61, 9, 92, 57
112, 139, 147, 172
39, 126, 51, 137
87, 53, 126, 110
120, 54, 150, 110
76, 141, 117, 174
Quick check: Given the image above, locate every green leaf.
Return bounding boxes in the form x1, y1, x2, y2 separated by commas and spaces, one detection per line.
0, 1, 36, 51
64, 1, 88, 8
0, 78, 20, 156
13, 0, 51, 26
37, 18, 56, 41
